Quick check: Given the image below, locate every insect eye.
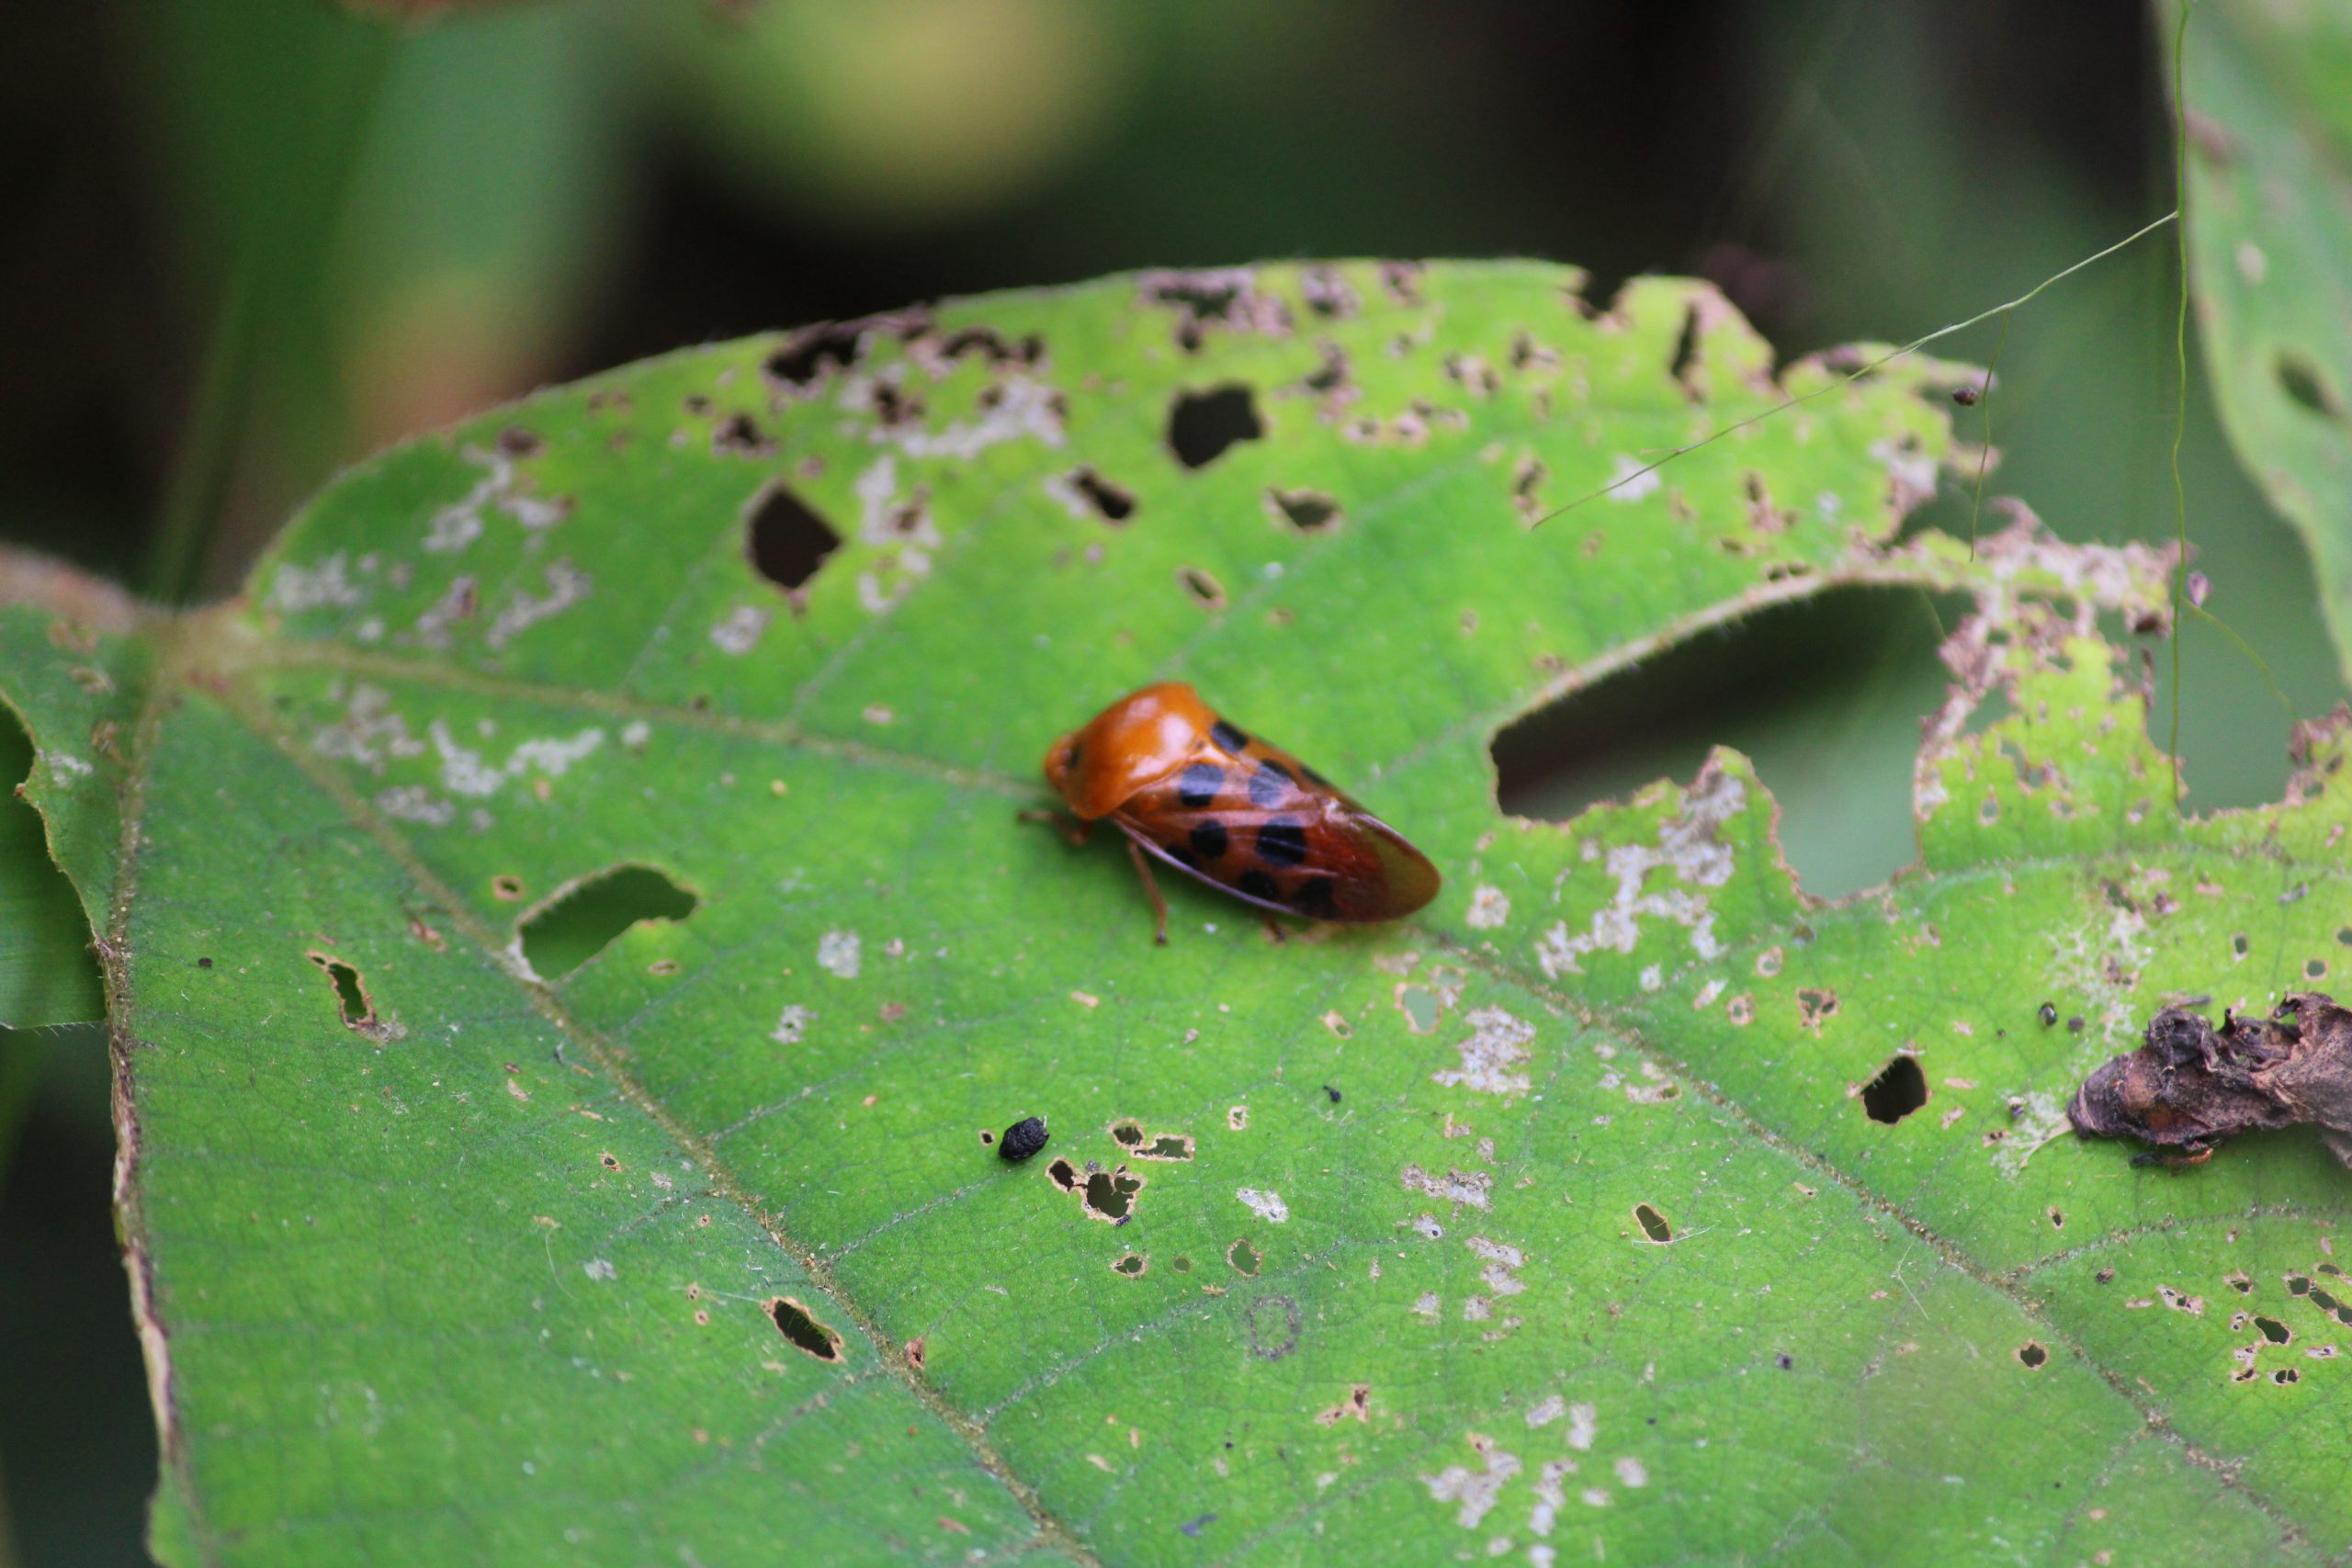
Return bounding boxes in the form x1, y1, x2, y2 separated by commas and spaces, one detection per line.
1065, 743, 1082, 772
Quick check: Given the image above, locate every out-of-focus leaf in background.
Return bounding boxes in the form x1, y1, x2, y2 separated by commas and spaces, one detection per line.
648, 0, 1137, 234
2176, 0, 2352, 683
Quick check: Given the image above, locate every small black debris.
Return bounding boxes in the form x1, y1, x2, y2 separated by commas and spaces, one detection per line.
196, 956, 213, 968
2039, 1001, 2058, 1027
1322, 1084, 1342, 1104
999, 1116, 1051, 1163
1774, 1353, 1794, 1371
1180, 1513, 1216, 1538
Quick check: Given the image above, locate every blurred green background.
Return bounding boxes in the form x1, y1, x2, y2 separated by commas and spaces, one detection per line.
3, 2, 2341, 1562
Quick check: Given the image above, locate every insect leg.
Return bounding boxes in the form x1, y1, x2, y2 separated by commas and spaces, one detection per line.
1017, 807, 1092, 848
1123, 835, 1170, 946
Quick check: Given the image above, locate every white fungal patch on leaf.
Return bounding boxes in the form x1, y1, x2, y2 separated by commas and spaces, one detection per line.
872, 375, 1066, 461
1530, 1458, 1577, 1545
410, 575, 479, 650
851, 455, 944, 614
1466, 1236, 1527, 1296
1605, 455, 1660, 502
709, 604, 772, 655
1237, 1188, 1289, 1223
427, 720, 604, 799
1565, 1402, 1598, 1451
1526, 1394, 1566, 1428
1420, 1434, 1521, 1529
1536, 763, 1745, 981
46, 751, 93, 780
769, 1006, 813, 1045
1465, 885, 1511, 929
1868, 437, 1940, 513
313, 684, 424, 773
268, 552, 367, 614
817, 931, 863, 979
582, 1258, 616, 1281
424, 444, 565, 558
375, 786, 455, 827
486, 560, 592, 649
1431, 1007, 1535, 1096
1402, 1164, 1493, 1211
1613, 1456, 1648, 1488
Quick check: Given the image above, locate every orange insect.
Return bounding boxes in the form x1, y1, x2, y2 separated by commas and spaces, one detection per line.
1042, 682, 1441, 942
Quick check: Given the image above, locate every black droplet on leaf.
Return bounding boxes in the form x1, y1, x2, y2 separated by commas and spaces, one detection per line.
999, 1116, 1050, 1163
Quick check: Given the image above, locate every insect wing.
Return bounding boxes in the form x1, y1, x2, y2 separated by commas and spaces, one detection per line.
1114, 742, 1437, 920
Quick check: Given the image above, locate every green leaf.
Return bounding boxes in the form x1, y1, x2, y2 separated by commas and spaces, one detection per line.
6, 260, 2348, 1563
2178, 1, 2352, 677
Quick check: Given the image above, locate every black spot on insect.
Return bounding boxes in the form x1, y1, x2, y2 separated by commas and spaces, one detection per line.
1177, 762, 1225, 808
1211, 718, 1249, 750
1189, 820, 1230, 863
1295, 876, 1338, 916
1247, 760, 1294, 809
1301, 765, 1331, 789
1165, 842, 1197, 868
999, 1116, 1050, 1163
1256, 820, 1309, 867
1238, 870, 1280, 902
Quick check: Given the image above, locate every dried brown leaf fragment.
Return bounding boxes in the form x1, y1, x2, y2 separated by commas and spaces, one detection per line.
2068, 993, 2352, 1168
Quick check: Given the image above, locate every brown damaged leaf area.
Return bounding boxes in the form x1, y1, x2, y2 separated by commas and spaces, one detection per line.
2070, 993, 2352, 1167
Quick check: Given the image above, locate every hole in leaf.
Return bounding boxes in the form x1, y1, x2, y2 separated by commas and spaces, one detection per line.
308, 953, 373, 1029
2277, 353, 2345, 420
1491, 589, 1968, 899
713, 412, 771, 456
518, 864, 697, 981
2275, 1367, 2301, 1385
1266, 487, 1340, 533
1180, 567, 1227, 609
766, 322, 864, 388
2288, 1274, 2312, 1295
1668, 303, 1702, 390
1860, 1055, 1929, 1124
747, 482, 843, 599
2017, 1341, 2048, 1369
1111, 1120, 1145, 1147
1228, 1238, 1261, 1276
1112, 1253, 1147, 1277
1634, 1203, 1672, 1244
2256, 1316, 2292, 1344
1065, 467, 1136, 524
1168, 385, 1263, 469
1082, 1168, 1144, 1223
1046, 1157, 1080, 1191
766, 1296, 842, 1360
